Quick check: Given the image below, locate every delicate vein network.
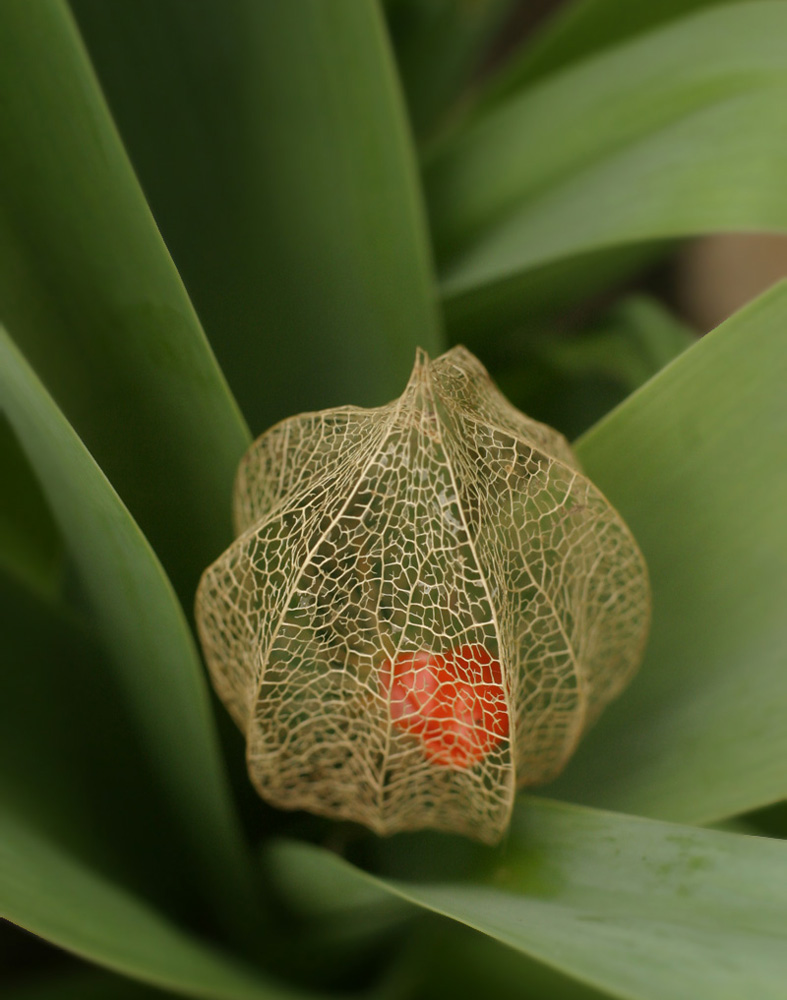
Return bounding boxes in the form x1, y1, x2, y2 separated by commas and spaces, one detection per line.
196, 346, 650, 843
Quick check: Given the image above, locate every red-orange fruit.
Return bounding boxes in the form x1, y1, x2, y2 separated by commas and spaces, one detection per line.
380, 645, 509, 768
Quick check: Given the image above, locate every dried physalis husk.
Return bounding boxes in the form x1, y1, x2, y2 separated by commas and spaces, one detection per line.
196, 347, 650, 844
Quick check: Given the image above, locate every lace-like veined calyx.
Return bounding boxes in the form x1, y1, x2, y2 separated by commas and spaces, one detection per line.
196, 347, 650, 843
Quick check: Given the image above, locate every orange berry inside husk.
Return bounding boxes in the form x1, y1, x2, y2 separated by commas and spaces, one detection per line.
379, 645, 509, 767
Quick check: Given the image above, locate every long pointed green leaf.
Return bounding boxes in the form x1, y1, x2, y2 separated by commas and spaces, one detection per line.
426, 2, 787, 334
0, 815, 298, 1000
548, 282, 787, 821
71, 0, 443, 434
0, 0, 250, 597
431, 0, 787, 254
410, 920, 608, 1000
480, 0, 752, 100
270, 799, 787, 1000
0, 328, 258, 945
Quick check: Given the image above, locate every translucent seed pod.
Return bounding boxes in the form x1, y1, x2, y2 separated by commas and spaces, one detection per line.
196, 347, 650, 844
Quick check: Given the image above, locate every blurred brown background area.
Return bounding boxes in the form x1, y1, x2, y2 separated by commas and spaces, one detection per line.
677, 233, 787, 331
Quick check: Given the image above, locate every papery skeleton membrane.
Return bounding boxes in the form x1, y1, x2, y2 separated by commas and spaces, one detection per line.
196, 347, 650, 843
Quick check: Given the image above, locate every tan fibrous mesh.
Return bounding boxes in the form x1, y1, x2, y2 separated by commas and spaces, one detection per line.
196, 347, 650, 844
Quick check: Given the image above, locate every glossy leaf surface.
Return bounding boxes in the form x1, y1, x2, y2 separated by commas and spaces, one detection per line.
0, 814, 297, 1000
0, 0, 249, 596
72, 0, 442, 433
270, 799, 787, 1000
428, 3, 787, 334
0, 328, 257, 945
550, 282, 787, 821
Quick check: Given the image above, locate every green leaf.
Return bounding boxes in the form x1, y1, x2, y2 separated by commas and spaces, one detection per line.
386, 0, 516, 138
0, 571, 188, 904
427, 2, 787, 335
548, 282, 787, 822
0, 0, 250, 597
270, 798, 787, 1000
481, 0, 753, 100
0, 814, 299, 1000
0, 420, 61, 600
71, 0, 443, 434
0, 328, 258, 946
444, 242, 669, 345
409, 918, 621, 1000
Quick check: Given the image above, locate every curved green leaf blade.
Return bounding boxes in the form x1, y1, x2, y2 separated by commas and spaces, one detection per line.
0, 815, 299, 1000
550, 282, 787, 821
431, 0, 787, 253
427, 2, 787, 334
0, 0, 250, 596
270, 799, 787, 1000
480, 0, 752, 100
411, 920, 609, 1000
72, 0, 443, 434
0, 328, 258, 945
